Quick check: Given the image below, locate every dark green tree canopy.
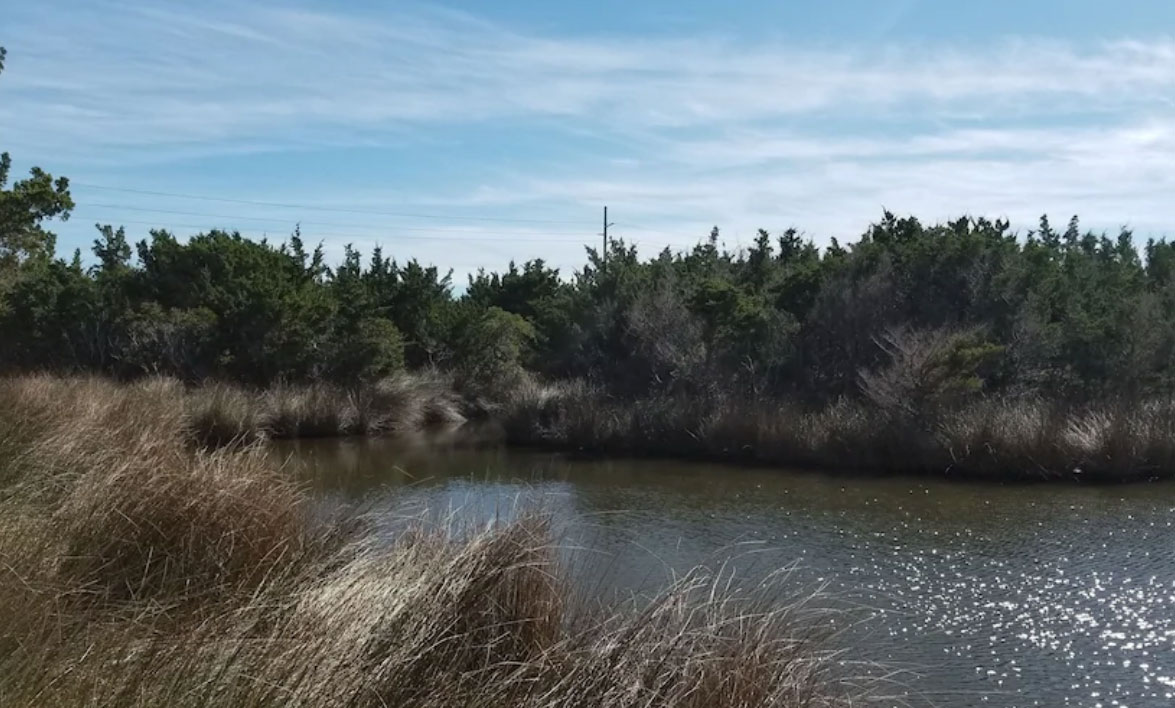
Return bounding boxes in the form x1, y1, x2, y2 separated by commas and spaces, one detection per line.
0, 154, 75, 277
0, 207, 1170, 404
0, 47, 75, 282
0, 43, 1170, 400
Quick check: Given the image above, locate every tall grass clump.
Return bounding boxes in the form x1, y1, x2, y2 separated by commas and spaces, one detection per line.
0, 376, 311, 607
0, 375, 854, 706
184, 382, 269, 446
263, 381, 357, 438
502, 380, 1175, 481
184, 371, 468, 445
52, 444, 308, 605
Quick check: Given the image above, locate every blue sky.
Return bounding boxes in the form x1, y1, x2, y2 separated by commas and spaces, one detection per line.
3, 1, 1175, 281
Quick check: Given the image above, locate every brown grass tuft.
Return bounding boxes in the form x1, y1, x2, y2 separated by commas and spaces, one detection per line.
52, 444, 307, 605
184, 373, 468, 446
503, 384, 1175, 481
0, 375, 851, 706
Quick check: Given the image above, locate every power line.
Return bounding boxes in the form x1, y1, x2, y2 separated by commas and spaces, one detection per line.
81, 202, 590, 236
70, 213, 589, 243
601, 205, 613, 271
72, 182, 592, 225
611, 222, 660, 232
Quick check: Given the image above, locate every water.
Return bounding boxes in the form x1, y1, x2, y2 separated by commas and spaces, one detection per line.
275, 436, 1175, 707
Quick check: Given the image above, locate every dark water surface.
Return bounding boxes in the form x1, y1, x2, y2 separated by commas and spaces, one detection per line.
275, 436, 1175, 707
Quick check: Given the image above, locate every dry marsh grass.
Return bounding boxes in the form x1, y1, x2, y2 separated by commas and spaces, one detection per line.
186, 372, 467, 445
503, 383, 1175, 481
0, 375, 852, 707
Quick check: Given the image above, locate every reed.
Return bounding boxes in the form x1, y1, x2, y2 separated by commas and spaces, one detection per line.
184, 372, 467, 445
502, 384, 1175, 481
0, 375, 851, 706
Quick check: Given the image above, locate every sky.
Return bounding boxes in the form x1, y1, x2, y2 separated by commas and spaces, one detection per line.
3, 0, 1175, 282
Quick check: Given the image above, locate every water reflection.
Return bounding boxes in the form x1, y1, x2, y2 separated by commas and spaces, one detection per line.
275, 437, 1175, 707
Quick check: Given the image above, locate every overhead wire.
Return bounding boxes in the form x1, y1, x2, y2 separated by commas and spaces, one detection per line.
78, 202, 590, 236
69, 213, 590, 243
72, 182, 593, 225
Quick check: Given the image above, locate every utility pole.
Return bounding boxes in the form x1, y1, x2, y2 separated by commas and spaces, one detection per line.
602, 205, 614, 273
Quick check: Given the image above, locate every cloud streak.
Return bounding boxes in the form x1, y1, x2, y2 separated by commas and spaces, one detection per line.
4, 2, 1175, 157
1, 0, 1173, 267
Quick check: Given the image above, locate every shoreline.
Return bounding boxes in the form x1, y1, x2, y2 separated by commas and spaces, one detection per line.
186, 376, 1175, 484
492, 385, 1175, 485
0, 374, 856, 706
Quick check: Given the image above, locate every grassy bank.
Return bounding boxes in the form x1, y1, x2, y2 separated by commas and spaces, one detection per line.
0, 375, 853, 707
122, 372, 1175, 482
501, 382, 1175, 482
52, 370, 1175, 482
184, 372, 471, 445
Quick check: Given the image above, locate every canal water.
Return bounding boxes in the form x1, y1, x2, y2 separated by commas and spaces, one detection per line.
276, 436, 1175, 707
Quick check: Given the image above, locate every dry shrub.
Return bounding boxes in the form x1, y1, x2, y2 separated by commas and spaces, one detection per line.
933, 397, 1056, 477
858, 326, 1001, 420
500, 378, 593, 442
0, 376, 311, 609
932, 397, 1175, 480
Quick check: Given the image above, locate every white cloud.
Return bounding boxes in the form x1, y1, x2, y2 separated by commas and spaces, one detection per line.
4, 2, 1175, 157
2, 0, 1174, 266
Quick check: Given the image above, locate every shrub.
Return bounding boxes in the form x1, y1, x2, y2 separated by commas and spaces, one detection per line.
858, 326, 1003, 419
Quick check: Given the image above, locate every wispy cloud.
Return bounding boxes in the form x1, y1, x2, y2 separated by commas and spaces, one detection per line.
2, 0, 1173, 265
5, 2, 1175, 157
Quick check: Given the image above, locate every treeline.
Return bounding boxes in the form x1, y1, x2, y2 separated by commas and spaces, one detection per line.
4, 46, 1175, 405
4, 161, 1175, 409
8, 47, 1175, 420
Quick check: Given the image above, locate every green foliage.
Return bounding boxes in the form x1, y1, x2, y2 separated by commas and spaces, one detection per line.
1, 51, 72, 281
0, 57, 1172, 407
622, 273, 706, 394
132, 229, 335, 383
859, 327, 1005, 419
0, 46, 72, 282
450, 305, 536, 388
0, 153, 74, 282
6, 195, 1175, 408
0, 256, 96, 369
93, 223, 132, 275
2, 199, 1172, 408
120, 303, 218, 377
327, 317, 406, 384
